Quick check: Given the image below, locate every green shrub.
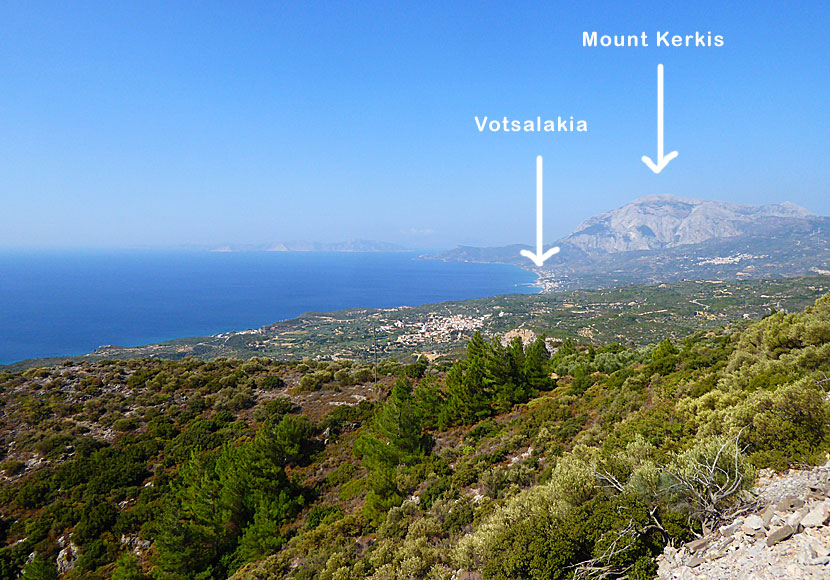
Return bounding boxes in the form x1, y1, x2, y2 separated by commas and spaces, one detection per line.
261, 375, 285, 390
403, 358, 428, 379
20, 554, 58, 580
334, 370, 354, 387
305, 505, 344, 530
464, 419, 502, 445
73, 498, 118, 545
353, 367, 374, 383
299, 371, 334, 391
112, 553, 151, 580
1, 460, 25, 477
340, 478, 365, 501
326, 463, 359, 487
253, 396, 297, 423
113, 417, 138, 432
738, 378, 830, 469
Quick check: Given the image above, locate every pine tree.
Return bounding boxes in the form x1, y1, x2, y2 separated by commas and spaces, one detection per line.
441, 358, 490, 426
355, 378, 431, 521
360, 378, 429, 466
112, 554, 150, 580
412, 376, 445, 430
20, 556, 57, 580
441, 332, 493, 425
154, 424, 304, 580
524, 336, 553, 392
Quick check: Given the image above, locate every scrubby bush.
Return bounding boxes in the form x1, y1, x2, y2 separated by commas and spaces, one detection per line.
212, 385, 256, 411
253, 396, 297, 423
299, 370, 334, 391
1, 460, 25, 477
261, 375, 286, 390
113, 417, 138, 432
664, 435, 756, 527
305, 505, 344, 530
20, 555, 58, 580
736, 378, 830, 469
352, 367, 374, 384
403, 358, 428, 379
334, 369, 354, 387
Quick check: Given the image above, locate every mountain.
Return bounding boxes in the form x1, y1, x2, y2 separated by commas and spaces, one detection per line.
210, 239, 408, 253
426, 195, 830, 290
563, 194, 815, 254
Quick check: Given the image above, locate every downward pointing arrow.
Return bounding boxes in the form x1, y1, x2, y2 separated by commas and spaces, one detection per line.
642, 64, 679, 174
520, 156, 560, 267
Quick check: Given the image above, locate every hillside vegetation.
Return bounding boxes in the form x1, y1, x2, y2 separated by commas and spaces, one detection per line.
1, 294, 830, 580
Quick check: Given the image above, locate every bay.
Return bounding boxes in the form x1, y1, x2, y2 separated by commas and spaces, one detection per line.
0, 250, 536, 364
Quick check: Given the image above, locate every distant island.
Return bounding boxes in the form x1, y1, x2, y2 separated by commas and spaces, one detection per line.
210, 239, 408, 253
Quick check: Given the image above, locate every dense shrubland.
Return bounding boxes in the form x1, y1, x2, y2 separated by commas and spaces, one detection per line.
1, 296, 830, 580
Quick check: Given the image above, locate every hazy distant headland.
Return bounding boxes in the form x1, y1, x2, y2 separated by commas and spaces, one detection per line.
209, 239, 408, 253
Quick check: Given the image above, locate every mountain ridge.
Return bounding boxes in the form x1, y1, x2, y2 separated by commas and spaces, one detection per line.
425, 195, 829, 290
564, 194, 815, 254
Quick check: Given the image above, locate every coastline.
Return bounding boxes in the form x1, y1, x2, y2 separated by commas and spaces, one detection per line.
4, 276, 828, 372
0, 251, 536, 366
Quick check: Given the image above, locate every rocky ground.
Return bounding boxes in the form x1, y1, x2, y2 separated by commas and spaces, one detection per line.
657, 460, 830, 579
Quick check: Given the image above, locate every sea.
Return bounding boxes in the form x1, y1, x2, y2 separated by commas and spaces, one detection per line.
0, 250, 537, 364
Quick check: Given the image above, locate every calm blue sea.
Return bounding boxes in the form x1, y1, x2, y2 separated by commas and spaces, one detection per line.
0, 250, 536, 364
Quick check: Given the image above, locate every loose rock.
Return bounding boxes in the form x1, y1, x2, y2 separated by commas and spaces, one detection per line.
656, 458, 830, 580
802, 504, 829, 528
766, 524, 796, 546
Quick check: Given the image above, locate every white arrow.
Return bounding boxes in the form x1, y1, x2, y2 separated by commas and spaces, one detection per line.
642, 64, 678, 174
520, 156, 560, 267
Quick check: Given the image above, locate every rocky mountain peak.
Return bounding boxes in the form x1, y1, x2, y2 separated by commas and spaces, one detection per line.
564, 194, 816, 254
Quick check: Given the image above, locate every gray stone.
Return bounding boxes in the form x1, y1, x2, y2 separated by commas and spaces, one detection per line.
56, 542, 78, 575
798, 546, 830, 566
801, 503, 829, 527
807, 483, 829, 499
777, 495, 806, 511
687, 554, 706, 568
798, 542, 830, 566
760, 505, 776, 526
685, 537, 711, 553
743, 514, 765, 531
719, 520, 742, 537
785, 508, 808, 528
812, 541, 830, 558
766, 525, 796, 546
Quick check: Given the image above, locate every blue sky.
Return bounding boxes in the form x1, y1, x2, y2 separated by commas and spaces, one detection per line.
0, 1, 827, 249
